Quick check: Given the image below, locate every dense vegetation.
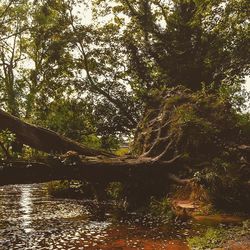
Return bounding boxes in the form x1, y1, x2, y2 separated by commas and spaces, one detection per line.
1, 0, 249, 141
0, 0, 249, 217
133, 86, 250, 211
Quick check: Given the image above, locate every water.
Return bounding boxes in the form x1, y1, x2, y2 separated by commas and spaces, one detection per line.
0, 184, 194, 249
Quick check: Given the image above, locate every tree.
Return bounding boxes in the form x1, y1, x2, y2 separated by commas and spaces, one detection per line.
66, 1, 140, 131
20, 0, 75, 119
0, 0, 140, 141
0, 0, 249, 146
92, 0, 249, 95
0, 0, 29, 116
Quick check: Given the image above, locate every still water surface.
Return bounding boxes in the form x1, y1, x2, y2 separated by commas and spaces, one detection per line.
0, 184, 194, 249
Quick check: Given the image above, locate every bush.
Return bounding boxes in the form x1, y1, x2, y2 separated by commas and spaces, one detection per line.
149, 197, 174, 224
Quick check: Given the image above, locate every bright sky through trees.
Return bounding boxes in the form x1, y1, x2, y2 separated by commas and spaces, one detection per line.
80, 1, 250, 93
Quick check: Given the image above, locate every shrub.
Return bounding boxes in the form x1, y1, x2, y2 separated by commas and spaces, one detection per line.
149, 197, 175, 224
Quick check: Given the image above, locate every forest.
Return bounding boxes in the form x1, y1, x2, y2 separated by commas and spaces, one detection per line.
0, 0, 249, 249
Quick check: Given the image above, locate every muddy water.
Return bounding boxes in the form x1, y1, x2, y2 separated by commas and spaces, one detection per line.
0, 183, 238, 250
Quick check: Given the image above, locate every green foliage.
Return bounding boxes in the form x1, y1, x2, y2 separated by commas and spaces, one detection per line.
135, 86, 241, 159
134, 86, 250, 210
93, 0, 250, 94
100, 135, 121, 152
188, 227, 227, 250
1, 0, 249, 144
39, 99, 96, 142
218, 80, 250, 111
115, 147, 129, 156
235, 113, 250, 143
0, 0, 249, 213
82, 135, 101, 149
106, 182, 124, 200
188, 221, 250, 250
0, 129, 16, 159
194, 166, 250, 212
47, 180, 93, 199
21, 145, 48, 162
149, 197, 174, 224
0, 129, 16, 148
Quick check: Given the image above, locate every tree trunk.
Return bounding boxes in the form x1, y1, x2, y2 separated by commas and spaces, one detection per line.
0, 109, 184, 186
0, 109, 112, 156
0, 157, 174, 185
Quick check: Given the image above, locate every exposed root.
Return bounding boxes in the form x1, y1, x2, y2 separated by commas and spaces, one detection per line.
151, 140, 173, 162
168, 173, 194, 185
161, 154, 183, 164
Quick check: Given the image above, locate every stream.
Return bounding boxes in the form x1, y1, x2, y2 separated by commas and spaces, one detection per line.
0, 183, 240, 250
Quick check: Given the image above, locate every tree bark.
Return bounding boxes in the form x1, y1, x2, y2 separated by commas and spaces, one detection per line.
0, 157, 174, 185
0, 109, 182, 186
0, 109, 112, 156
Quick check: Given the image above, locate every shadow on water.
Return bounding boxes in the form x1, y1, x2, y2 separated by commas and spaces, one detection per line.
0, 183, 243, 250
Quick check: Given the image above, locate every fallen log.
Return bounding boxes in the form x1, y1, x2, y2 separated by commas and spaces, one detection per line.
0, 109, 183, 186
0, 157, 176, 185
0, 109, 112, 156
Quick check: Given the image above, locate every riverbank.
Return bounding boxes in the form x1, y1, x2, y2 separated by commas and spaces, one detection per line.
46, 180, 250, 250
187, 219, 250, 250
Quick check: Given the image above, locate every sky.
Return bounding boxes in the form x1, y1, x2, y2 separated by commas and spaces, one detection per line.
246, 76, 250, 92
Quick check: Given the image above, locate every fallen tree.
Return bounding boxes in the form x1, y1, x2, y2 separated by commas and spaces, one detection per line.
0, 109, 111, 156
0, 103, 185, 186
0, 156, 178, 185
132, 86, 250, 210
0, 87, 249, 210
0, 104, 184, 187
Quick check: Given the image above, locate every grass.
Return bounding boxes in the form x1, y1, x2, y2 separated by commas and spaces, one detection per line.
188, 220, 250, 250
188, 227, 227, 250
